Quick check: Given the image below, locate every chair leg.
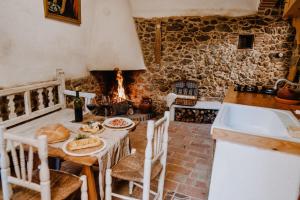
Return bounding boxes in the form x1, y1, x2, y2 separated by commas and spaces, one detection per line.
157, 169, 166, 200
80, 175, 88, 200
1, 168, 12, 200
105, 169, 112, 200
129, 181, 134, 195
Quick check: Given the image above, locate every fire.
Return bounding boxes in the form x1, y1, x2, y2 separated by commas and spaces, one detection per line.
113, 68, 127, 103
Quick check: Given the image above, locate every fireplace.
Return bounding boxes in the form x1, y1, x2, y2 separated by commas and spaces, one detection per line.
89, 69, 154, 119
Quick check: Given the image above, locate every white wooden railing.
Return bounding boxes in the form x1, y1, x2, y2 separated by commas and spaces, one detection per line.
0, 69, 96, 128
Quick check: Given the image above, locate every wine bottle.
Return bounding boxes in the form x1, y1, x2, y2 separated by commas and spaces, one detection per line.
74, 91, 83, 122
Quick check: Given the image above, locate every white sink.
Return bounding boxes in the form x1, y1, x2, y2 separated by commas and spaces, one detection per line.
212, 103, 300, 143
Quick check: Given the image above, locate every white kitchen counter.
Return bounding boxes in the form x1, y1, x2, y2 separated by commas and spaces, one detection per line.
209, 103, 300, 200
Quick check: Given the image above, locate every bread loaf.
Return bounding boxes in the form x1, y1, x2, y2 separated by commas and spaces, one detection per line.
67, 137, 103, 151
36, 124, 70, 143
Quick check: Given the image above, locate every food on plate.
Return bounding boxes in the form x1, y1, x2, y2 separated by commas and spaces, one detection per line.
36, 124, 70, 143
75, 134, 88, 140
67, 136, 103, 151
108, 118, 130, 127
80, 121, 102, 133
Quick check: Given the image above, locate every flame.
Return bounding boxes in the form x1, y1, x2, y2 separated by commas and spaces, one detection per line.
113, 68, 127, 103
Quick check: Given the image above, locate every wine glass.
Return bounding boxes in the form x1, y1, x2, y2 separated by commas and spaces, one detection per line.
101, 95, 111, 119
87, 104, 96, 113
86, 98, 97, 114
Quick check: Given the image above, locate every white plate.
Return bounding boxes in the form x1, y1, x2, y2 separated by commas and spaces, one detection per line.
62, 136, 106, 157
103, 121, 136, 131
103, 117, 134, 129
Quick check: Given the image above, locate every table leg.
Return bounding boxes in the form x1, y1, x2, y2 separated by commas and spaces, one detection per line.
82, 165, 98, 200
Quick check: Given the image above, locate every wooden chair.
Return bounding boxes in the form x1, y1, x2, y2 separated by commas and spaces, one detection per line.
105, 111, 170, 200
0, 129, 88, 200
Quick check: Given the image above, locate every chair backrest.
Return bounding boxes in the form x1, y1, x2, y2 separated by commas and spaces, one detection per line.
0, 69, 66, 128
151, 112, 170, 164
142, 111, 170, 200
0, 69, 96, 128
0, 127, 51, 200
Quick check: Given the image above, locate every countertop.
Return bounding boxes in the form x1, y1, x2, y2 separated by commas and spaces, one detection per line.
211, 86, 300, 156
224, 86, 300, 119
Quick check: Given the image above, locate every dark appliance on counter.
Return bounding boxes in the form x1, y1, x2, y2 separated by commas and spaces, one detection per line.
234, 84, 277, 95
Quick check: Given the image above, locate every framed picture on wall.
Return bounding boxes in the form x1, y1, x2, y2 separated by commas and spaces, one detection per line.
44, 0, 81, 25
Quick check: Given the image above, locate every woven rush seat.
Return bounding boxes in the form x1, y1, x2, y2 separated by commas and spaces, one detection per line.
111, 153, 163, 183
11, 169, 82, 200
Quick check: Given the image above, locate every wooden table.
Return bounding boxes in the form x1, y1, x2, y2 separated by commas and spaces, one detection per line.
7, 109, 132, 200
224, 86, 300, 119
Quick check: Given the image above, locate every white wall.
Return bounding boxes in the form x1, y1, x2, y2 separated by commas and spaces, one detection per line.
86, 0, 145, 71
0, 0, 95, 87
0, 0, 145, 88
130, 0, 260, 18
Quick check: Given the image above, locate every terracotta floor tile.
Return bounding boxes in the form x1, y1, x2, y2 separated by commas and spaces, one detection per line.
166, 171, 188, 183
168, 145, 187, 153
170, 152, 196, 163
167, 163, 192, 175
190, 170, 210, 182
164, 179, 179, 191
191, 197, 206, 200
168, 157, 186, 166
195, 181, 208, 189
177, 184, 207, 199
183, 161, 197, 169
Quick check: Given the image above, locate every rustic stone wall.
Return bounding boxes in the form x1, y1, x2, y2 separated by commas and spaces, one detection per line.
131, 15, 295, 113
64, 14, 295, 114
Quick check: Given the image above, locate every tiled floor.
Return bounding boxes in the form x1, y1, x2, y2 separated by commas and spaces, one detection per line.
128, 121, 214, 200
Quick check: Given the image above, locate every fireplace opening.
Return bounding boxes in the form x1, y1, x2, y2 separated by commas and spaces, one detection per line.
89, 69, 154, 119
94, 70, 134, 99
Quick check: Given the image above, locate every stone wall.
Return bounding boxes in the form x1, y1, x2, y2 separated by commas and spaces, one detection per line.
131, 14, 295, 113
65, 14, 295, 114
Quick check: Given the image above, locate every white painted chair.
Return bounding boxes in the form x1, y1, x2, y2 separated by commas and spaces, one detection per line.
105, 111, 170, 200
0, 128, 88, 200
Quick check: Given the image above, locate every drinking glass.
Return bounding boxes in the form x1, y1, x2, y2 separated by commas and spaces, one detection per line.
86, 97, 98, 114
101, 95, 111, 119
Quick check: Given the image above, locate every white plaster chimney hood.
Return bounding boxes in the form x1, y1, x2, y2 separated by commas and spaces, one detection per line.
86, 0, 145, 71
